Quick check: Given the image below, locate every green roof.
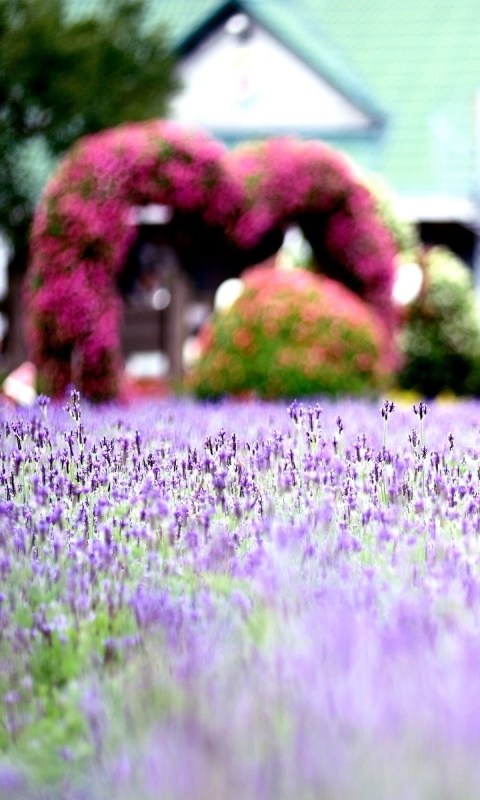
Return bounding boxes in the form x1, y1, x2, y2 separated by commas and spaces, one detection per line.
302, 0, 480, 203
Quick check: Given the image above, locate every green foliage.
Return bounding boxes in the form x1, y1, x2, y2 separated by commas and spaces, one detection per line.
15, 700, 90, 785
187, 265, 392, 399
361, 172, 418, 254
0, 0, 178, 255
398, 246, 480, 396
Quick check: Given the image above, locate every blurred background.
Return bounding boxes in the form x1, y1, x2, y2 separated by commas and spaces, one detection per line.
2, 0, 480, 399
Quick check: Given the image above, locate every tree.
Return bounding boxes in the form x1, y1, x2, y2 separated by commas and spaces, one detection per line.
0, 0, 179, 366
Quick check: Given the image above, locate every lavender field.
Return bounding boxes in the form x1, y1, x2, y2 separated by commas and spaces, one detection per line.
2, 391, 480, 799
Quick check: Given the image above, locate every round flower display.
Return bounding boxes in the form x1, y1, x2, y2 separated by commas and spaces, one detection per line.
187, 264, 392, 400
24, 123, 398, 401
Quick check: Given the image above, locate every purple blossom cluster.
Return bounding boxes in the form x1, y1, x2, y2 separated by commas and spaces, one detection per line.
23, 122, 397, 402
2, 393, 480, 799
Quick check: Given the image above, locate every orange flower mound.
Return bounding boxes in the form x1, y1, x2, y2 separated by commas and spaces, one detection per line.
188, 265, 395, 399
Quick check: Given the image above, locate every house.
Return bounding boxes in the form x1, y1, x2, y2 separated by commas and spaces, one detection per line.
156, 0, 480, 270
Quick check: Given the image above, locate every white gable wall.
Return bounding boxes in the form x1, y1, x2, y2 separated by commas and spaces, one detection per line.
171, 18, 373, 136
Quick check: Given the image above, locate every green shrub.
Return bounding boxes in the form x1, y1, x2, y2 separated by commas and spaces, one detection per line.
397, 246, 480, 396
187, 265, 393, 400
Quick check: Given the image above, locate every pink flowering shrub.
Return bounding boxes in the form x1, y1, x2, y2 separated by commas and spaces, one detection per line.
24, 121, 243, 400
24, 124, 398, 401
187, 265, 392, 399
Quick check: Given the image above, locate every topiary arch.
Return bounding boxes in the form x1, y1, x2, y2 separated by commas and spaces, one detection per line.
24, 120, 398, 401
228, 138, 397, 319
24, 120, 244, 400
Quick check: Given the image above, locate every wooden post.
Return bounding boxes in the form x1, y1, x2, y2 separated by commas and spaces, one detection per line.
166, 268, 190, 379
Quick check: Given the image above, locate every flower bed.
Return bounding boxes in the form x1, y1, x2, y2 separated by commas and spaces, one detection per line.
2, 393, 480, 798
188, 264, 393, 399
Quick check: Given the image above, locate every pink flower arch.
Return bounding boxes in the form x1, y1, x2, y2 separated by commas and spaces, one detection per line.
24, 120, 244, 400
24, 123, 397, 401
228, 138, 397, 321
